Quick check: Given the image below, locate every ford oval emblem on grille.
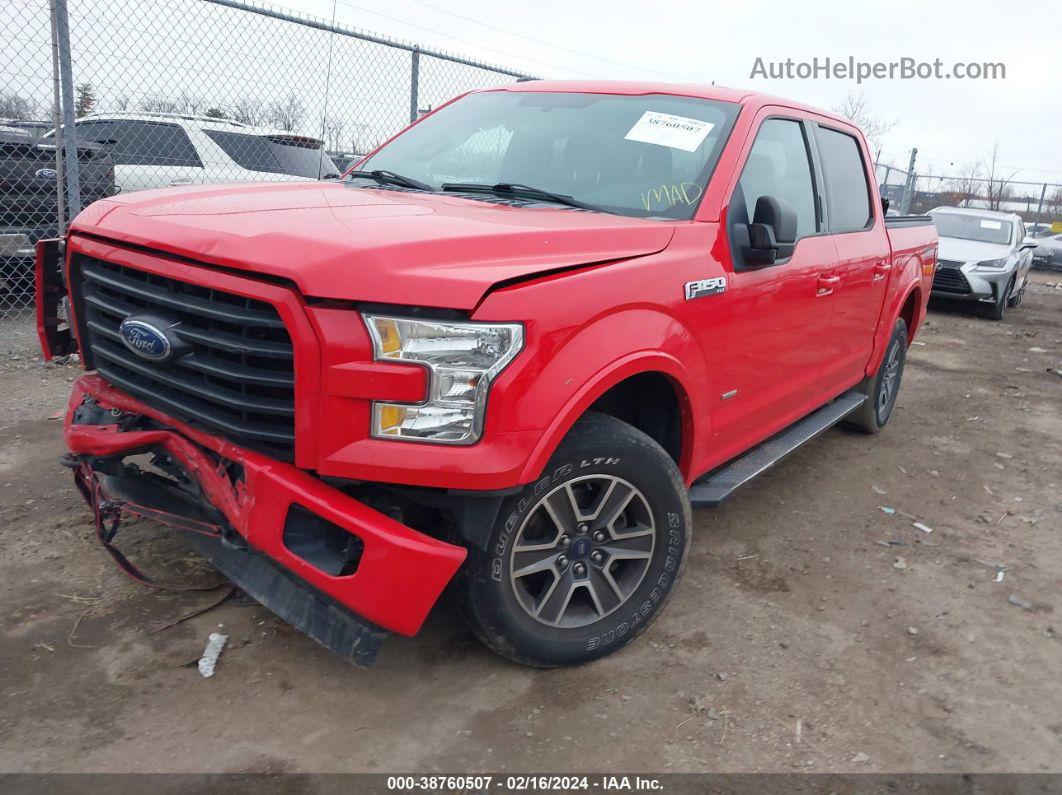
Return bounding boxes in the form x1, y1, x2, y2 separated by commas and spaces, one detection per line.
119, 318, 173, 361
35, 168, 58, 180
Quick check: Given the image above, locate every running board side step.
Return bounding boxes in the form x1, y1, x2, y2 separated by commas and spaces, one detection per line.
688, 391, 867, 508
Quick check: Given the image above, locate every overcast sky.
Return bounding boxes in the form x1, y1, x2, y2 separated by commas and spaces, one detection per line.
276, 0, 1061, 185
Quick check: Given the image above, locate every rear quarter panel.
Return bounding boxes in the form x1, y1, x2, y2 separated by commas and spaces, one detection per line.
870, 222, 937, 373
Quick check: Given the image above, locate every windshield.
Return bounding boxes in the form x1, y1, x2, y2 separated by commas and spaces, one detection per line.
204, 130, 339, 178
354, 91, 740, 219
931, 212, 1013, 245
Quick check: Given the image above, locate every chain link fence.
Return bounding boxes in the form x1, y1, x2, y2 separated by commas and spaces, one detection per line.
876, 162, 1062, 272
0, 0, 533, 320
4, 1, 1061, 322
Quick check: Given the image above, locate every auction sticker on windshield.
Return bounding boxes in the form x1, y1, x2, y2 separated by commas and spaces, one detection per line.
624, 111, 715, 152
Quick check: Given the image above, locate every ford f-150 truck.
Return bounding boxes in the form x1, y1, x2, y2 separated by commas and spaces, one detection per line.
37, 81, 937, 667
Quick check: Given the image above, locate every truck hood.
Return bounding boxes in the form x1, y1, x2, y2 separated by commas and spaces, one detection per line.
69, 181, 675, 309
937, 236, 1012, 265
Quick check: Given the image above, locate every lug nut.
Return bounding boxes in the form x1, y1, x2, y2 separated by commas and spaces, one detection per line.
559, 535, 571, 547
577, 523, 589, 534
592, 530, 606, 542
590, 550, 603, 564
573, 562, 587, 576
556, 555, 569, 568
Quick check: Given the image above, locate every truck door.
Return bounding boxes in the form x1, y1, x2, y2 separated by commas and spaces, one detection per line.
811, 122, 890, 389
710, 114, 840, 460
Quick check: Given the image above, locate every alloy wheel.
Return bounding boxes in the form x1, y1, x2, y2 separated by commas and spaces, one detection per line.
508, 475, 655, 628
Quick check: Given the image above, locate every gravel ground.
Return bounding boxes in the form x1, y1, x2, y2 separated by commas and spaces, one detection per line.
0, 273, 1060, 774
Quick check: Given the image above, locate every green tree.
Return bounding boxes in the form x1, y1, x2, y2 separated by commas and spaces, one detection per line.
74, 82, 96, 117
204, 107, 228, 119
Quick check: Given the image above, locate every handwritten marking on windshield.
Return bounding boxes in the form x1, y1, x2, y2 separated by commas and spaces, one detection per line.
641, 182, 703, 212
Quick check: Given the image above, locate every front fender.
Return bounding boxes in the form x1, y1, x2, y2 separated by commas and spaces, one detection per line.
501, 308, 702, 484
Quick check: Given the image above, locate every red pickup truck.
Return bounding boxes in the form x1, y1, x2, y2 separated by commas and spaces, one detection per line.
37, 81, 936, 667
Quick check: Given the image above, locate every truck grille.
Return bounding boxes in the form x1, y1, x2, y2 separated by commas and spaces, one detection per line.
932, 264, 971, 295
76, 256, 296, 460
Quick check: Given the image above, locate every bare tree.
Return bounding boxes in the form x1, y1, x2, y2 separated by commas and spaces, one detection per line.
350, 133, 383, 156
137, 93, 206, 116
831, 91, 897, 152
1046, 187, 1062, 219
268, 93, 306, 132
112, 94, 132, 111
982, 140, 1018, 212
138, 95, 181, 114
230, 98, 268, 126
0, 90, 38, 120
322, 116, 347, 152
947, 162, 984, 208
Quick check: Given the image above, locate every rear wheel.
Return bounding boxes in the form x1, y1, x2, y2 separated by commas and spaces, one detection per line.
457, 412, 691, 667
844, 318, 907, 434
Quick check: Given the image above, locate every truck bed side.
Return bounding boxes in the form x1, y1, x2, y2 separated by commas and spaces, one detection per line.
870, 215, 937, 372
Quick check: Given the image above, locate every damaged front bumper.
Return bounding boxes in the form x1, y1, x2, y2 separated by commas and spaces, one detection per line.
64, 374, 467, 665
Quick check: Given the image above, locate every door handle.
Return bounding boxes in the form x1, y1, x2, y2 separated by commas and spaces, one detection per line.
816, 275, 841, 296
873, 261, 893, 281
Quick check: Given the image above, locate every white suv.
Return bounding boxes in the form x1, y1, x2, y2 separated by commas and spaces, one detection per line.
48, 112, 339, 194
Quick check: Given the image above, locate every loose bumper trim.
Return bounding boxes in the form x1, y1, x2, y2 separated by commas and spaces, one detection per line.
64, 374, 468, 643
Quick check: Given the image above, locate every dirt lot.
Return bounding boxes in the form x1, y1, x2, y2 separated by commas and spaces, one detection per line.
1, 274, 1060, 775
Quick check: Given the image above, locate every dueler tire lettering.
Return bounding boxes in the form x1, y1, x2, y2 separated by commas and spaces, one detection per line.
459, 412, 691, 667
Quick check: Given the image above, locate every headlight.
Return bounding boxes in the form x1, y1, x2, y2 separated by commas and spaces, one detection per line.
972, 258, 1008, 270
364, 314, 524, 444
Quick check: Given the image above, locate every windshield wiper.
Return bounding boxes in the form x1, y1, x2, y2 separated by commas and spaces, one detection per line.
441, 182, 598, 211
347, 169, 433, 191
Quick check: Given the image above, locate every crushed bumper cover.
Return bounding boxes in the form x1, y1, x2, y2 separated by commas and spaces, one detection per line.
64, 374, 467, 664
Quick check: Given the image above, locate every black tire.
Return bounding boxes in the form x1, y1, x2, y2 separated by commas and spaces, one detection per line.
986, 276, 1013, 321
457, 412, 691, 667
1006, 279, 1024, 308
844, 318, 908, 434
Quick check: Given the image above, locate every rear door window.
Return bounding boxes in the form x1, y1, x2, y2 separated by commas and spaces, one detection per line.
815, 126, 872, 233
203, 130, 337, 178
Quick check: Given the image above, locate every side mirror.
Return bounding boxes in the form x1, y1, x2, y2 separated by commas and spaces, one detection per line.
1020, 240, 1038, 250
737, 195, 798, 265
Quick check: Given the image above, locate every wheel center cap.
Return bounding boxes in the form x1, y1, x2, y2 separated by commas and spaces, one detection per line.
569, 537, 592, 559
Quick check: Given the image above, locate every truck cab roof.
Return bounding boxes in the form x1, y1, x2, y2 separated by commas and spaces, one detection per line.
480, 80, 856, 129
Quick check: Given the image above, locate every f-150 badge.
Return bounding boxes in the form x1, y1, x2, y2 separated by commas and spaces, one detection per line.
685, 277, 726, 300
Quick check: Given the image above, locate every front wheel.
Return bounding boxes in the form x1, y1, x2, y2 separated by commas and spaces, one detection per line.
457, 413, 691, 667
987, 276, 1014, 320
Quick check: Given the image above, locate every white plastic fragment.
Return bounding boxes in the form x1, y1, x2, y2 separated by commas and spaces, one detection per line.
995, 571, 1005, 583
198, 632, 229, 678
912, 522, 934, 534
1008, 594, 1033, 610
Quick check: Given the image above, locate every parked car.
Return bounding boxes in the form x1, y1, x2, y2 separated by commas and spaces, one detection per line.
43, 112, 338, 193
328, 151, 361, 173
38, 82, 936, 667
928, 206, 1036, 319
1024, 221, 1054, 238
0, 119, 53, 139
1030, 232, 1062, 272
0, 125, 114, 302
